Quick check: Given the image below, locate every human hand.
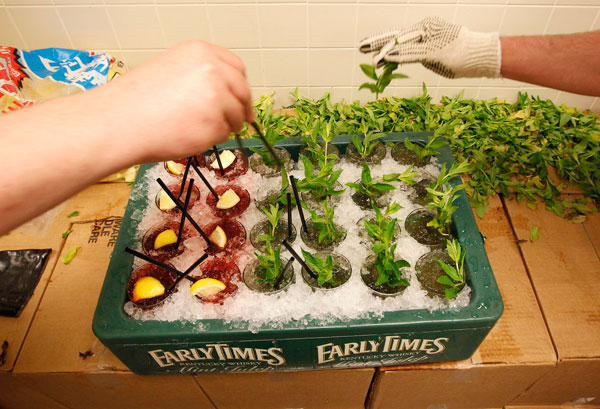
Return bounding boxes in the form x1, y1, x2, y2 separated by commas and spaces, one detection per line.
359, 17, 500, 79
104, 40, 255, 163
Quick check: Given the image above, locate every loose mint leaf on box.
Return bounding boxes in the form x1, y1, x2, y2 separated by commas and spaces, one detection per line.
63, 246, 81, 265
67, 211, 79, 218
62, 230, 72, 239
529, 225, 540, 242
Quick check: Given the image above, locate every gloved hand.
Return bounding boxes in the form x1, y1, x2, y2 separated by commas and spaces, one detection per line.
359, 17, 501, 79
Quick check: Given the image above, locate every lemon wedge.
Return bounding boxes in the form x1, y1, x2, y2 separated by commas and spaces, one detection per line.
166, 161, 185, 175
190, 278, 226, 298
208, 225, 227, 249
210, 150, 236, 170
132, 276, 165, 302
216, 188, 240, 209
154, 229, 178, 250
159, 190, 177, 211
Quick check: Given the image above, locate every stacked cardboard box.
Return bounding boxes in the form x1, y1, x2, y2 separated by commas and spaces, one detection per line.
367, 196, 556, 409
0, 195, 73, 409
504, 199, 600, 406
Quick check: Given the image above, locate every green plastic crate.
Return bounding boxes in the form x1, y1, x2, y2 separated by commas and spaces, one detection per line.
93, 133, 503, 375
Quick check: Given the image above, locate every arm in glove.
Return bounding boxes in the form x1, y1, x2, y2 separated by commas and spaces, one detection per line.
359, 17, 501, 79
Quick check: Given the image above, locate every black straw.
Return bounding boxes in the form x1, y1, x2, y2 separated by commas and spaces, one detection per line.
125, 247, 195, 283
289, 176, 307, 233
156, 178, 214, 246
251, 121, 282, 170
212, 145, 225, 176
274, 256, 294, 290
282, 240, 317, 279
287, 192, 292, 239
235, 134, 249, 168
190, 158, 219, 200
177, 158, 192, 199
167, 253, 208, 291
176, 178, 194, 248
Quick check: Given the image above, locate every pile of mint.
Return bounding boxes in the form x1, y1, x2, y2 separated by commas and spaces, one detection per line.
242, 88, 599, 222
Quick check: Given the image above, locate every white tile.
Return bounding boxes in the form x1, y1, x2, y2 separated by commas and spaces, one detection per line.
0, 8, 26, 48
356, 4, 410, 42
519, 87, 559, 102
5, 0, 52, 4
434, 86, 480, 103
258, 5, 307, 48
107, 6, 166, 49
485, 77, 532, 88
556, 0, 600, 4
500, 6, 552, 35
405, 5, 457, 25
476, 87, 522, 101
355, 52, 440, 88
9, 7, 72, 49
308, 0, 356, 4
359, 0, 409, 4
308, 87, 354, 103
251, 87, 265, 103
593, 10, 600, 30
437, 75, 482, 88
262, 86, 309, 108
410, 0, 457, 4
206, 0, 254, 5
230, 49, 263, 87
309, 49, 354, 86
589, 97, 600, 112
263, 49, 308, 87
454, 5, 504, 32
545, 7, 599, 34
120, 49, 163, 69
54, 0, 103, 4
58, 6, 119, 50
554, 91, 597, 111
508, 0, 553, 4
309, 4, 357, 47
207, 5, 260, 48
155, 0, 201, 3
105, 0, 149, 4
157, 5, 212, 48
459, 0, 506, 3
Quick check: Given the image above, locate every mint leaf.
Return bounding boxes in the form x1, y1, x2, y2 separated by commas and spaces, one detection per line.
63, 246, 81, 265
530, 225, 540, 242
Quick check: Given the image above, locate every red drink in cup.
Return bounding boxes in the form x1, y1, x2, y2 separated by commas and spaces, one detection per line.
126, 263, 178, 309
202, 218, 247, 255
155, 181, 200, 213
207, 150, 247, 180
205, 185, 250, 218
142, 221, 191, 261
191, 258, 241, 304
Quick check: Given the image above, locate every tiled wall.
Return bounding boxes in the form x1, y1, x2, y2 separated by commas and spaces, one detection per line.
1, 0, 599, 110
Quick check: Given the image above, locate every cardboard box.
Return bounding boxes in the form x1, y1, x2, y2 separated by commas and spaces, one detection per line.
196, 368, 375, 409
9, 184, 215, 409
367, 196, 556, 409
93, 135, 504, 375
0, 197, 72, 409
504, 199, 600, 406
0, 183, 134, 408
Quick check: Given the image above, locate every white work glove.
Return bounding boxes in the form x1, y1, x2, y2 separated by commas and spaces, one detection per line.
359, 17, 501, 79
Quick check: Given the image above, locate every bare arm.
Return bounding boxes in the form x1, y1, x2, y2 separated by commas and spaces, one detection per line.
0, 40, 254, 235
501, 32, 600, 96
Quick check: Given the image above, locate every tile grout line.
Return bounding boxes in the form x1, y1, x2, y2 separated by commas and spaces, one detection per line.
498, 194, 560, 361
5, 7, 30, 50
